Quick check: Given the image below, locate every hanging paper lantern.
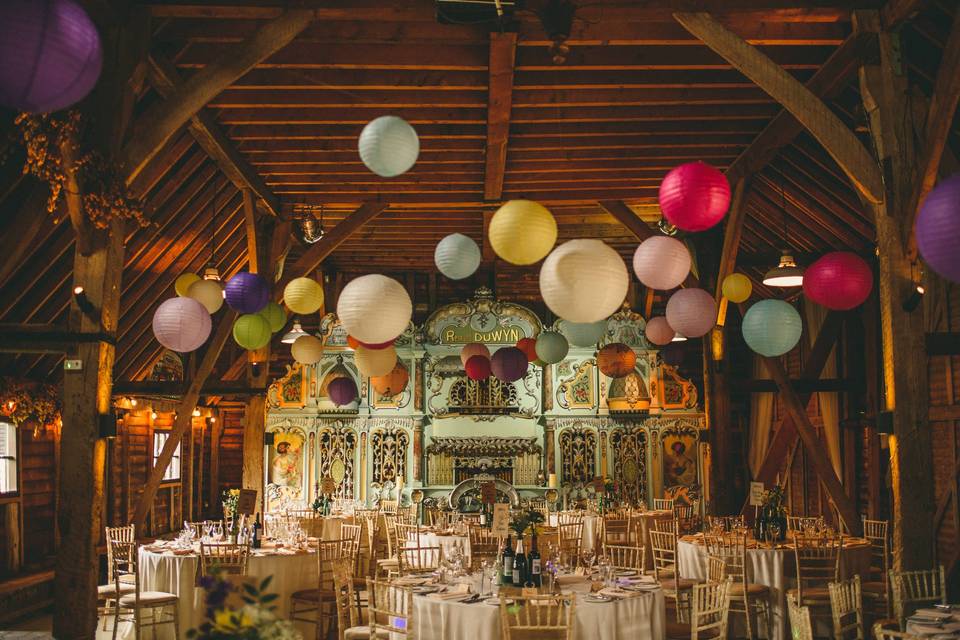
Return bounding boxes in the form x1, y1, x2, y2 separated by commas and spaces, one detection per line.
328, 377, 358, 407
348, 335, 395, 350
535, 331, 569, 364
597, 343, 637, 378
152, 297, 211, 353
488, 200, 558, 266
460, 342, 490, 366
665, 288, 717, 338
372, 362, 409, 397
658, 161, 731, 232
917, 174, 960, 283
560, 320, 608, 347
354, 345, 398, 378
186, 279, 224, 314
0, 0, 102, 113
291, 335, 324, 365
358, 115, 419, 177
346, 335, 360, 350
722, 273, 753, 304
225, 272, 270, 314
741, 299, 803, 357
232, 314, 272, 351
539, 239, 629, 323
516, 338, 538, 363
465, 355, 492, 381
660, 343, 685, 368
632, 236, 691, 290
491, 347, 528, 383
803, 252, 874, 311
283, 277, 324, 315
645, 316, 675, 346
174, 273, 201, 297
337, 274, 412, 344
258, 302, 287, 333
434, 233, 481, 280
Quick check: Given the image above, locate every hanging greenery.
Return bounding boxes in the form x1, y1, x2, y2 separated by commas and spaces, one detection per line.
0, 379, 61, 433
11, 111, 150, 229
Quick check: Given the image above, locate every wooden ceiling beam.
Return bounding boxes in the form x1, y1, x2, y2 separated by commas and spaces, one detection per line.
597, 200, 657, 242
483, 31, 517, 201
242, 188, 259, 274
122, 8, 315, 185
147, 54, 283, 217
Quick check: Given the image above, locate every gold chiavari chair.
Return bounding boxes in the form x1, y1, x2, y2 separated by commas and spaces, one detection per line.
556, 521, 583, 567
666, 578, 733, 640
654, 498, 675, 511
673, 504, 698, 535
706, 533, 772, 640
830, 576, 865, 640
291, 538, 358, 639
606, 544, 645, 573
379, 499, 398, 514
332, 558, 375, 640
99, 525, 137, 630
788, 593, 815, 640
199, 542, 250, 577
889, 566, 947, 630
558, 510, 584, 526
788, 516, 820, 533
650, 529, 698, 622
367, 578, 414, 639
601, 517, 631, 551
109, 540, 179, 640
468, 524, 500, 570
704, 515, 745, 532
528, 498, 549, 519
653, 517, 680, 534
394, 522, 421, 547
398, 544, 442, 575
789, 535, 841, 627
399, 504, 419, 525
861, 518, 891, 618
499, 594, 575, 640
706, 556, 726, 583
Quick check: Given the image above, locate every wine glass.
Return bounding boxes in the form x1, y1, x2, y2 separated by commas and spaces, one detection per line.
582, 549, 596, 571
767, 521, 782, 544
214, 521, 224, 540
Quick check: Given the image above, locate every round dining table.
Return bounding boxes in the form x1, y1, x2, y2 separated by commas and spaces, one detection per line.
416, 530, 472, 565
677, 534, 872, 640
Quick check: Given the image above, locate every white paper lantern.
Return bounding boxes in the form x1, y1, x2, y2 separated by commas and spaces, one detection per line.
434, 233, 481, 280
358, 115, 419, 177
632, 236, 691, 290
539, 239, 629, 323
291, 335, 324, 365
337, 274, 412, 344
152, 297, 211, 353
354, 344, 398, 378
185, 278, 224, 313
559, 319, 608, 347
665, 288, 717, 338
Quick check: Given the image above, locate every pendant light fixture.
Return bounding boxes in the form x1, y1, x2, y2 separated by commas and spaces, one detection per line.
203, 178, 222, 282
281, 319, 309, 344
762, 167, 804, 288
671, 332, 687, 342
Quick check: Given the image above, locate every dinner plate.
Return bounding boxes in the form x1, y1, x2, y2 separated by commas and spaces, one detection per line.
484, 598, 514, 606
614, 569, 637, 577
585, 595, 613, 603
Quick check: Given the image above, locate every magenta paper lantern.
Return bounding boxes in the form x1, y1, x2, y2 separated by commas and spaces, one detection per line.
460, 342, 491, 367
491, 347, 528, 383
152, 297, 211, 353
658, 162, 731, 232
633, 236, 691, 290
803, 251, 873, 310
225, 272, 270, 314
645, 316, 676, 346
917, 173, 960, 283
665, 288, 717, 338
465, 355, 492, 381
0, 0, 103, 113
328, 377, 358, 407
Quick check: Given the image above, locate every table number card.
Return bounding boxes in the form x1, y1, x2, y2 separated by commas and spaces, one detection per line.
749, 482, 765, 506
491, 503, 510, 537
236, 489, 258, 515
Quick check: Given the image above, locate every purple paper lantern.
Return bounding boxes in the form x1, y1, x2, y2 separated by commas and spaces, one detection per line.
328, 377, 358, 407
491, 347, 528, 383
152, 297, 211, 353
917, 173, 960, 283
0, 0, 103, 113
225, 272, 270, 314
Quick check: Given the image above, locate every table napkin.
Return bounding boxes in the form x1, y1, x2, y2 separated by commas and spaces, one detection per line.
598, 587, 639, 599
427, 584, 470, 601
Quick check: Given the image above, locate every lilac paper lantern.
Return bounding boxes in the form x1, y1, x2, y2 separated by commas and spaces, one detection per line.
645, 316, 675, 346
0, 0, 103, 113
665, 288, 717, 338
917, 173, 960, 283
152, 297, 211, 353
491, 347, 528, 383
328, 377, 358, 407
225, 272, 270, 314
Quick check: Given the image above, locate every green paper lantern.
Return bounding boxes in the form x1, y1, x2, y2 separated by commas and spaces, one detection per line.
258, 302, 287, 333
233, 313, 271, 351
535, 330, 569, 364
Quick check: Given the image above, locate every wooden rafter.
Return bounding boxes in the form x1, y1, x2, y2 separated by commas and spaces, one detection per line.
122, 9, 315, 184
674, 12, 884, 205
598, 200, 655, 241
242, 189, 260, 274
483, 31, 517, 201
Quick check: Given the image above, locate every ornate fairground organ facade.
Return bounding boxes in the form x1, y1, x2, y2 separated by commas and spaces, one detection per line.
264, 288, 707, 512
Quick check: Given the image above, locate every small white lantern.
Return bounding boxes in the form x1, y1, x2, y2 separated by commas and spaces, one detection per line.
152, 297, 212, 353
358, 115, 419, 177
539, 239, 629, 323
434, 233, 481, 280
336, 274, 412, 344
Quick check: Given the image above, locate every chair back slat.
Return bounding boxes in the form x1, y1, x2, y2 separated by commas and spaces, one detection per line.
605, 544, 645, 573
829, 575, 864, 640
367, 578, 413, 638
499, 595, 575, 640
199, 542, 250, 577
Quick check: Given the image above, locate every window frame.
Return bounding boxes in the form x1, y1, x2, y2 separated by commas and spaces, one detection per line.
152, 430, 182, 484
0, 421, 19, 497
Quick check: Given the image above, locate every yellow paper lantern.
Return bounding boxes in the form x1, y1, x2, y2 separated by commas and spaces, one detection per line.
488, 200, 557, 265
291, 335, 324, 365
186, 278, 224, 313
284, 277, 324, 315
174, 272, 200, 297
354, 344, 397, 378
722, 273, 753, 303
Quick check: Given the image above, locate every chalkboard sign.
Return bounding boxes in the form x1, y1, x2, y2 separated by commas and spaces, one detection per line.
236, 489, 258, 516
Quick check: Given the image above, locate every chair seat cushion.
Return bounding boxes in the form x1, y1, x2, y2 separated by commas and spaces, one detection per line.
345, 625, 389, 640
659, 577, 699, 591
291, 588, 336, 602
118, 591, 178, 607
787, 587, 831, 603
731, 582, 769, 596
666, 620, 720, 639
98, 583, 136, 597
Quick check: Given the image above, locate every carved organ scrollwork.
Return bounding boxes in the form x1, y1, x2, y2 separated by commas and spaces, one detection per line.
610, 426, 648, 506
317, 425, 357, 498
558, 427, 597, 483
448, 377, 519, 414
371, 428, 409, 486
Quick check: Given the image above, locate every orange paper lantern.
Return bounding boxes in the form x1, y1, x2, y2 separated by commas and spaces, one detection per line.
372, 362, 409, 397
597, 342, 637, 378
516, 337, 538, 363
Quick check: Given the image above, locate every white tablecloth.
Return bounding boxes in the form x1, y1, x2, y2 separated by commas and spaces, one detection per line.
548, 514, 599, 552
678, 537, 872, 640
413, 589, 665, 640
418, 532, 471, 565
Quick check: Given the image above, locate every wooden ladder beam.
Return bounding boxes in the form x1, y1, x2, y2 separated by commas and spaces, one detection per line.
483, 31, 517, 201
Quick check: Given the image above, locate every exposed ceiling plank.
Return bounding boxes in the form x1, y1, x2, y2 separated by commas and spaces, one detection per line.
122, 8, 315, 184
483, 31, 517, 201
714, 178, 748, 327
242, 188, 259, 274
597, 200, 656, 241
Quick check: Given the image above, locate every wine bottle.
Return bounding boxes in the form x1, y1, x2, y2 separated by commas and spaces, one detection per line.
501, 536, 515, 586
528, 534, 542, 588
252, 513, 263, 549
479, 504, 487, 527
513, 538, 527, 586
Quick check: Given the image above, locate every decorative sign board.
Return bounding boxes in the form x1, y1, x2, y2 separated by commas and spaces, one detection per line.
491, 503, 510, 537
322, 476, 337, 496
236, 489, 258, 515
481, 481, 497, 505
749, 482, 765, 507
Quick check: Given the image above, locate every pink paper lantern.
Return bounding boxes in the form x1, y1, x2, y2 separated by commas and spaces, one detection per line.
665, 288, 717, 338
152, 297, 211, 353
645, 316, 676, 346
491, 347, 528, 383
460, 342, 491, 367
633, 236, 691, 290
803, 251, 873, 311
658, 162, 731, 232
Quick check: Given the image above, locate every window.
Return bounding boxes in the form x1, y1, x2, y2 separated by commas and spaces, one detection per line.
153, 431, 181, 483
0, 422, 17, 494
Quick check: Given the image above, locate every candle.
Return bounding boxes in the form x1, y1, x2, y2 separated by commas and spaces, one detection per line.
548, 473, 557, 489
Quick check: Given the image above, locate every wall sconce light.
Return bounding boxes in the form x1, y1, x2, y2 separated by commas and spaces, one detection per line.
902, 262, 925, 312
250, 362, 262, 378
192, 408, 201, 417
73, 286, 96, 314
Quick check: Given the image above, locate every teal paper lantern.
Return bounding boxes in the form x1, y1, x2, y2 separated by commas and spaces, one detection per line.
741, 299, 802, 357
258, 302, 287, 333
434, 233, 481, 280
559, 319, 608, 347
535, 331, 569, 364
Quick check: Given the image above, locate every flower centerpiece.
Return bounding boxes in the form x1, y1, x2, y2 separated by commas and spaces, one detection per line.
221, 489, 241, 541
509, 507, 546, 538
188, 572, 301, 639
757, 485, 787, 542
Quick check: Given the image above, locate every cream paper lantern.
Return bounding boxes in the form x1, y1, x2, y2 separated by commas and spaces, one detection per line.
186, 278, 224, 313
291, 335, 324, 365
632, 236, 691, 290
354, 344, 398, 378
434, 233, 481, 280
488, 200, 557, 265
283, 277, 324, 315
665, 287, 717, 338
539, 239, 629, 323
358, 115, 419, 177
336, 274, 412, 344
174, 272, 200, 297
